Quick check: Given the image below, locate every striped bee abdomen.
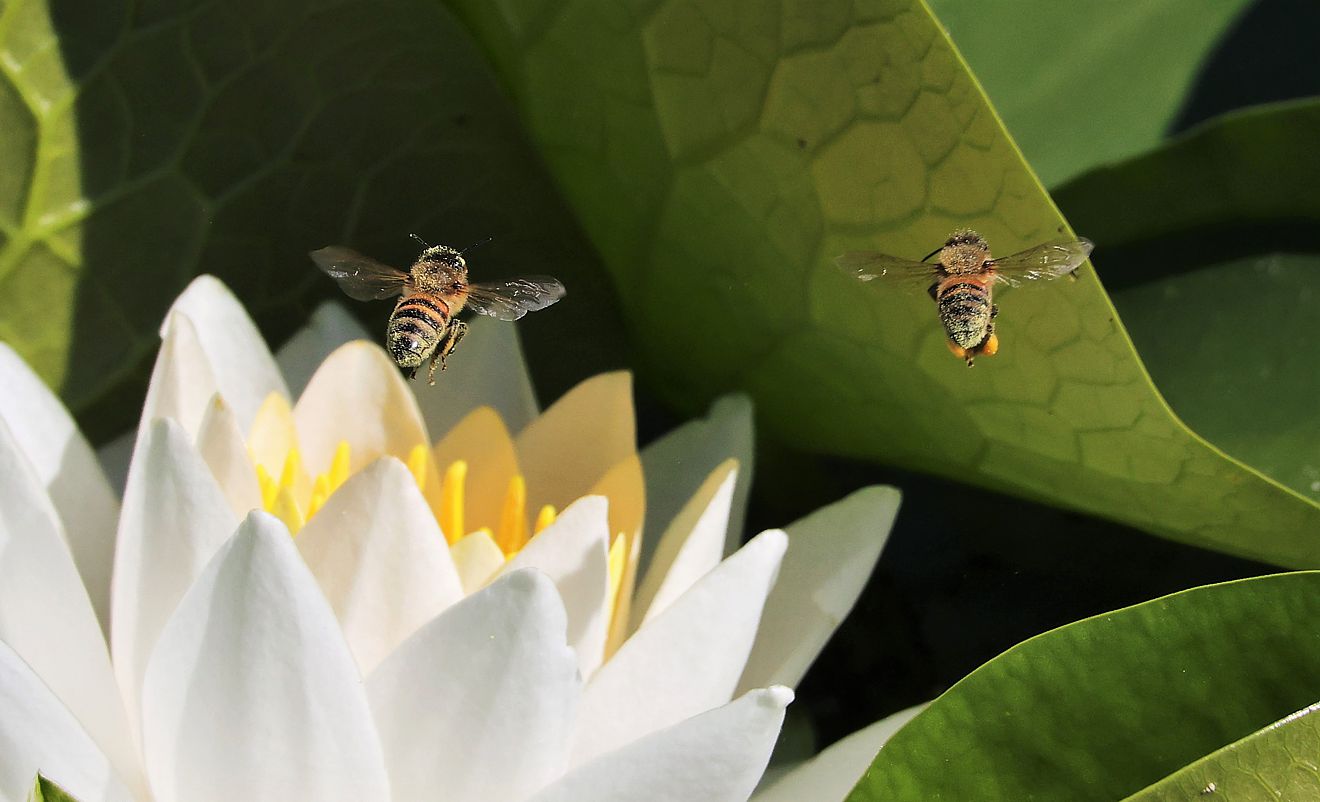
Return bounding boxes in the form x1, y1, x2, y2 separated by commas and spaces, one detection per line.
936, 279, 993, 348
387, 293, 451, 368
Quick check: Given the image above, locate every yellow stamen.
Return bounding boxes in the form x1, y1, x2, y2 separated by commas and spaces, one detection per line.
255, 464, 277, 509
496, 475, 528, 555
271, 485, 305, 534
605, 533, 627, 623
407, 444, 430, 489
534, 504, 557, 534
307, 474, 330, 519
279, 449, 304, 495
328, 442, 351, 491
440, 460, 468, 544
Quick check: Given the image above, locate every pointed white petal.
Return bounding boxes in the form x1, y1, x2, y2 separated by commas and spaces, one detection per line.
297, 458, 465, 674
0, 421, 140, 792
501, 496, 611, 679
573, 530, 788, 765
0, 345, 119, 635
367, 570, 578, 802
137, 312, 218, 442
195, 394, 263, 518
516, 372, 635, 516
275, 301, 370, 398
634, 461, 737, 626
752, 704, 924, 802
738, 487, 900, 694
640, 395, 753, 563
412, 316, 538, 439
293, 341, 429, 476
142, 512, 389, 802
534, 687, 792, 802
166, 275, 289, 430
449, 530, 506, 593
0, 642, 136, 802
112, 418, 238, 740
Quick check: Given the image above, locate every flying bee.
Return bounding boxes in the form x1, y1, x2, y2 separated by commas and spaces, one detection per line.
836, 229, 1093, 366
310, 238, 565, 384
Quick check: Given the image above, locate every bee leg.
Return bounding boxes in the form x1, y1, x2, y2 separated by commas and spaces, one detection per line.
927, 282, 939, 301
428, 320, 469, 385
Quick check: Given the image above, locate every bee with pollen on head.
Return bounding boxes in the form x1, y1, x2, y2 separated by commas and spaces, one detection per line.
836, 229, 1093, 366
311, 236, 565, 384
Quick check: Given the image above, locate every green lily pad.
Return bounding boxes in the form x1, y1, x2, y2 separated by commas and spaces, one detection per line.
847, 572, 1320, 801
926, 0, 1253, 188
442, 0, 1320, 566
1114, 254, 1320, 504
0, 0, 626, 442
1121, 702, 1320, 801
1055, 99, 1320, 280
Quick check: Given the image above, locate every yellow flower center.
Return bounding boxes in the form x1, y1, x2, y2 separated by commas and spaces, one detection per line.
253, 440, 556, 559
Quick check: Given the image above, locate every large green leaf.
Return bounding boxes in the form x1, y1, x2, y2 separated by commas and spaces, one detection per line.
0, 0, 625, 442
1056, 99, 1320, 280
1114, 254, 1320, 504
1122, 702, 1320, 801
927, 0, 1253, 188
442, 0, 1320, 566
847, 572, 1320, 801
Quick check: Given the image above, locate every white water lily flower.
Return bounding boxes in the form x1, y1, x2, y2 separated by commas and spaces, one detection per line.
0, 276, 901, 802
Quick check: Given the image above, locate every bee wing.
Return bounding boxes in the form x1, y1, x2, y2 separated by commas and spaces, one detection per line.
986, 238, 1094, 287
465, 276, 566, 321
835, 251, 942, 287
310, 246, 411, 301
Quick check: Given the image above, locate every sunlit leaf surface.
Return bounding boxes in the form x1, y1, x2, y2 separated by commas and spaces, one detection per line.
442, 0, 1320, 566
928, 0, 1253, 187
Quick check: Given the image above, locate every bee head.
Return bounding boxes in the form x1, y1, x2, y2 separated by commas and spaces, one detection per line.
944, 229, 988, 249
419, 244, 467, 271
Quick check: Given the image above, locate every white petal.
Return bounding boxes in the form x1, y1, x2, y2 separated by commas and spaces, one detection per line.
501, 496, 611, 679
275, 301, 370, 398
533, 686, 792, 802
751, 704, 924, 802
449, 530, 506, 593
112, 418, 238, 740
137, 312, 218, 442
411, 316, 538, 439
516, 372, 635, 516
737, 487, 900, 693
297, 458, 465, 675
572, 530, 788, 765
640, 395, 753, 565
0, 642, 136, 802
634, 461, 738, 627
0, 421, 140, 794
166, 275, 289, 430
293, 341, 429, 476
367, 570, 578, 802
195, 394, 263, 518
0, 345, 119, 635
141, 512, 389, 802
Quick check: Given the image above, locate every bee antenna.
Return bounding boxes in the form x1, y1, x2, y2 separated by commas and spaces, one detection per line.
409, 233, 432, 249
460, 236, 494, 255
921, 245, 943, 262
